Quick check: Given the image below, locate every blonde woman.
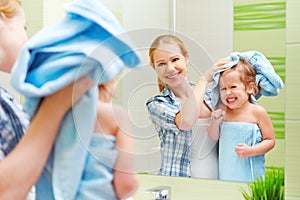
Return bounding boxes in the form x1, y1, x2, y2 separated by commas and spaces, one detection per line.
146, 35, 228, 177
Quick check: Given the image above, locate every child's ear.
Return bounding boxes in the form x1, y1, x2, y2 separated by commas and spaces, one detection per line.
247, 82, 256, 95
185, 54, 190, 63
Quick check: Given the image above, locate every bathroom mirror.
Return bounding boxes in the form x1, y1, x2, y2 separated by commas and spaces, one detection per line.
119, 0, 286, 181
21, 0, 286, 184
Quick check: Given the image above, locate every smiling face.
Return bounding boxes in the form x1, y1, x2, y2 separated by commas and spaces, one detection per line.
219, 70, 253, 110
152, 43, 189, 89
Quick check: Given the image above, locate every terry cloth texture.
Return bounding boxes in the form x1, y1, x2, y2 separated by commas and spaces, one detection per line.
219, 122, 265, 182
10, 0, 140, 199
210, 51, 284, 109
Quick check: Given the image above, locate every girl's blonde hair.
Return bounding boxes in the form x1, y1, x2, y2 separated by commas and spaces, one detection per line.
0, 0, 21, 18
221, 58, 259, 97
149, 35, 189, 92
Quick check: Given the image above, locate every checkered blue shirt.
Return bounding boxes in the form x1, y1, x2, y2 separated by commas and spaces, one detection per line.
0, 87, 29, 160
146, 84, 212, 177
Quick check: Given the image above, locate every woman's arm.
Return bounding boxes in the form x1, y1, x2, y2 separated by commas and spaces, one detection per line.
0, 76, 94, 200
175, 60, 230, 130
175, 76, 209, 130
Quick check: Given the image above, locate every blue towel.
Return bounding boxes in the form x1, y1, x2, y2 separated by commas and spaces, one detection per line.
219, 122, 265, 182
10, 0, 141, 199
76, 134, 118, 200
210, 51, 284, 109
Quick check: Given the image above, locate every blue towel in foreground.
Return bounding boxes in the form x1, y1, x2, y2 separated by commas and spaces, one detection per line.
210, 51, 284, 109
10, 0, 140, 199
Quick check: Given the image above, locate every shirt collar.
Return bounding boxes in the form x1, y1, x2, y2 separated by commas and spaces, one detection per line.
161, 82, 195, 102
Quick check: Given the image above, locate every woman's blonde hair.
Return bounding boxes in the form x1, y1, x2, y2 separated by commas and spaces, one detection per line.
149, 34, 189, 92
0, 0, 21, 18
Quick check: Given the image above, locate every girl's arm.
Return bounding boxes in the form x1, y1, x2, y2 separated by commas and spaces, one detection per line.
252, 105, 275, 155
208, 109, 225, 141
235, 105, 275, 158
0, 76, 94, 200
113, 106, 139, 199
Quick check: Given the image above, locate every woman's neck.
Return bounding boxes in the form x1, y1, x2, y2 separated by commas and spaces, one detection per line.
170, 79, 192, 103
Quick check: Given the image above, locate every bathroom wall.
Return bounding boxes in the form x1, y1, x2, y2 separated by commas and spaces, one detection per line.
233, 0, 286, 168
285, 0, 300, 198
233, 0, 300, 198
121, 0, 172, 173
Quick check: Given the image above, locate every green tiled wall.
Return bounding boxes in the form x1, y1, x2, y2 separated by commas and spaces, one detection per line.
234, 0, 300, 198
286, 0, 300, 43
234, 1, 286, 140
285, 0, 300, 198
233, 0, 286, 176
285, 46, 300, 120
285, 122, 300, 198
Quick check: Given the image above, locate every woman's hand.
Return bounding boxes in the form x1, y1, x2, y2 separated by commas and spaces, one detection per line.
0, 76, 94, 200
204, 59, 232, 82
41, 76, 94, 117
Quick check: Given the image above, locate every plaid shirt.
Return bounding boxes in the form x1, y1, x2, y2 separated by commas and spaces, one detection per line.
0, 87, 29, 160
146, 84, 212, 177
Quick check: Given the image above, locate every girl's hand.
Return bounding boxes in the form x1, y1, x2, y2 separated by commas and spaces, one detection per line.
211, 109, 225, 125
235, 143, 251, 158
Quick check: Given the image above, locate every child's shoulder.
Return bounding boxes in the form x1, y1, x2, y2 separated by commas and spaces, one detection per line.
250, 103, 268, 115
95, 103, 130, 134
112, 104, 128, 115
98, 102, 126, 113
111, 104, 131, 124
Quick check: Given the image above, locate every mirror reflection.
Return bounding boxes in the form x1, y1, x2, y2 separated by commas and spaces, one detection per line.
21, 0, 285, 183
121, 0, 285, 182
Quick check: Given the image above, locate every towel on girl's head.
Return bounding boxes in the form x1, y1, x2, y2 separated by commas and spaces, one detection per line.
210, 51, 284, 109
10, 0, 140, 199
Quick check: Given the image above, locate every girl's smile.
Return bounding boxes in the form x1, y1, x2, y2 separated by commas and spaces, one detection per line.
219, 70, 251, 110
226, 97, 237, 104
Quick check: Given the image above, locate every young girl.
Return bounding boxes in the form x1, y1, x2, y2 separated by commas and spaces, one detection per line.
208, 57, 278, 182
146, 35, 228, 177
85, 79, 138, 200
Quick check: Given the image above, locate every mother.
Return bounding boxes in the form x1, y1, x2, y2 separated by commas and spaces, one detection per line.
146, 35, 228, 178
